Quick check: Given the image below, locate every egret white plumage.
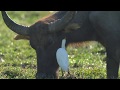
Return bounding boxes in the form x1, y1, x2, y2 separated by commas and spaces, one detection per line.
56, 38, 70, 76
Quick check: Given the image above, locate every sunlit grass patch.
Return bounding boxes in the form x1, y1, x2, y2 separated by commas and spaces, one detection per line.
1, 66, 36, 79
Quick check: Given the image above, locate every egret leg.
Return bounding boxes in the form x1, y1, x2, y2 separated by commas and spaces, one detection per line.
61, 69, 64, 77
68, 69, 71, 76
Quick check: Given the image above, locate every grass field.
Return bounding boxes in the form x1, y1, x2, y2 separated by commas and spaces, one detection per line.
0, 11, 119, 79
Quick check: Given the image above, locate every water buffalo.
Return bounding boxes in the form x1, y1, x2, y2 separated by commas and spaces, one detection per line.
1, 11, 120, 79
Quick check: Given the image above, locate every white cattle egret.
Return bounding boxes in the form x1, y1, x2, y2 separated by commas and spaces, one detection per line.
56, 38, 70, 76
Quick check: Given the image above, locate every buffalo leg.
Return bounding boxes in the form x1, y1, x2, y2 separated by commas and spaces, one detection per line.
106, 49, 120, 79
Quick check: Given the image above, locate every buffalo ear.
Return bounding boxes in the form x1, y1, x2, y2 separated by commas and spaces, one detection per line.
65, 23, 80, 33
14, 34, 30, 40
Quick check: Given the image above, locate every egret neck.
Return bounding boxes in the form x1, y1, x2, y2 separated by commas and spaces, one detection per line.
61, 38, 66, 49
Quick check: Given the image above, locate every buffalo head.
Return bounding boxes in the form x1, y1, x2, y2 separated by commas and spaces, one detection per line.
1, 11, 77, 79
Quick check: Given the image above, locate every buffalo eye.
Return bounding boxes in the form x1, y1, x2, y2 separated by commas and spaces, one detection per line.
48, 36, 54, 44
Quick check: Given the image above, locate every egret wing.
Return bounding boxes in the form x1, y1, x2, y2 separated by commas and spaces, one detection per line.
56, 48, 69, 71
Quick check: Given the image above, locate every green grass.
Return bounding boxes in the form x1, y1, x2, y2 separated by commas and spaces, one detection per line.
0, 11, 119, 79
65, 42, 107, 79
